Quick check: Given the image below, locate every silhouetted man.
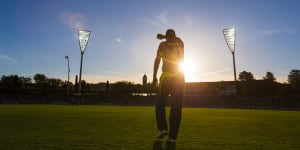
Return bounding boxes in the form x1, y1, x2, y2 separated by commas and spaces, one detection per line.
152, 29, 184, 143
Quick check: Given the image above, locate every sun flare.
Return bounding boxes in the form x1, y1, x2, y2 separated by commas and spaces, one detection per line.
180, 58, 198, 82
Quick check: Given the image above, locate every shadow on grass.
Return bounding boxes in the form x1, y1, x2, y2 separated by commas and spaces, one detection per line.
153, 140, 176, 150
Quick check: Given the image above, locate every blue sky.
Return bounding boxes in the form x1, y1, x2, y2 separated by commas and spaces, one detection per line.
0, 0, 299, 83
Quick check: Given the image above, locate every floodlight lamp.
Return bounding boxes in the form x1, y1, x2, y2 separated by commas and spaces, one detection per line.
223, 28, 236, 53
78, 30, 91, 53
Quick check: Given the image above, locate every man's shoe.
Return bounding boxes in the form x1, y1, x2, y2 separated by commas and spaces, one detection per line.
156, 130, 168, 139
167, 139, 176, 143
166, 139, 176, 149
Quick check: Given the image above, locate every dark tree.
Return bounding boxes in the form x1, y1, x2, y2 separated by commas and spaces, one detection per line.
48, 78, 63, 90
1, 75, 20, 88
80, 80, 90, 93
238, 71, 254, 81
263, 72, 276, 81
33, 74, 47, 84
288, 69, 300, 89
113, 81, 135, 92
18, 76, 32, 88
33, 73, 48, 89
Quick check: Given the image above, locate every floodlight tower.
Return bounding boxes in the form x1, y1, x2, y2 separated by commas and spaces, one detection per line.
65, 55, 70, 94
223, 28, 237, 81
78, 30, 91, 93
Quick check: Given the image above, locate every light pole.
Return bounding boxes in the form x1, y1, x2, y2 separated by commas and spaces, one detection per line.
78, 30, 91, 94
65, 56, 70, 94
223, 28, 237, 81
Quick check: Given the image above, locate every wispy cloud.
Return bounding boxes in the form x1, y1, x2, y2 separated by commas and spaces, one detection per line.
0, 53, 17, 63
201, 68, 232, 77
157, 11, 169, 25
114, 37, 126, 44
144, 11, 194, 30
144, 11, 170, 29
260, 28, 295, 35
60, 11, 88, 36
183, 15, 193, 28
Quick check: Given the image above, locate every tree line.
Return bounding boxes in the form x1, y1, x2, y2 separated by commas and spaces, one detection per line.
0, 69, 300, 95
0, 73, 154, 95
1, 74, 68, 91
238, 69, 300, 89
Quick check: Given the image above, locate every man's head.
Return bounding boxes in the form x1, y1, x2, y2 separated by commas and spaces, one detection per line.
165, 29, 176, 41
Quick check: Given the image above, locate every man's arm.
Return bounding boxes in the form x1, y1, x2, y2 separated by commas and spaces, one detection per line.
152, 55, 161, 86
153, 43, 163, 86
177, 38, 184, 69
177, 38, 184, 65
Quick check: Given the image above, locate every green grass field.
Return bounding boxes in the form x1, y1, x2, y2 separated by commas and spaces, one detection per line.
0, 105, 300, 150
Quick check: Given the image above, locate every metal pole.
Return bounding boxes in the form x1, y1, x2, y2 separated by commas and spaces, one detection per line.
223, 28, 237, 82
65, 56, 70, 94
67, 57, 70, 94
232, 51, 237, 81
78, 51, 84, 94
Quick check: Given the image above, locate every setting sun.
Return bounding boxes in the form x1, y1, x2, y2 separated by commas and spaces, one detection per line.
180, 58, 198, 82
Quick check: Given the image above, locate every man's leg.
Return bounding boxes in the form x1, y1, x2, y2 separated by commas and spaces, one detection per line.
156, 80, 168, 133
168, 76, 184, 140
156, 94, 168, 132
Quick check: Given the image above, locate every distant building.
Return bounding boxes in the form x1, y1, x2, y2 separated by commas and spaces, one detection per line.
218, 84, 237, 96
143, 74, 147, 86
106, 80, 109, 92
185, 81, 237, 96
75, 75, 78, 93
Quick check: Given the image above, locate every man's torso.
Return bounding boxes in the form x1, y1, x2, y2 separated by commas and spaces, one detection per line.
158, 38, 184, 73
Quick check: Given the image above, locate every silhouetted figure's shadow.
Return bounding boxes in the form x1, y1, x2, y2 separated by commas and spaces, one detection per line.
152, 140, 176, 150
